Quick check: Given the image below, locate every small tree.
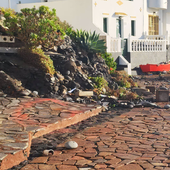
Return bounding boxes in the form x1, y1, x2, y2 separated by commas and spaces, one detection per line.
2, 5, 65, 49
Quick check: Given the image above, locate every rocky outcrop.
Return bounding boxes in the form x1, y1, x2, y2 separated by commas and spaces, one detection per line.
0, 36, 116, 100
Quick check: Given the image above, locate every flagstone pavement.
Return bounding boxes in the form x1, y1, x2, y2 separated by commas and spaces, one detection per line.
0, 97, 102, 170
16, 103, 170, 170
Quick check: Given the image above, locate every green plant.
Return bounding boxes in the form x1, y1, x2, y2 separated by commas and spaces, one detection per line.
18, 48, 55, 75
1, 7, 16, 18
100, 53, 117, 73
111, 87, 138, 100
112, 104, 116, 108
89, 77, 108, 91
2, 6, 63, 75
112, 70, 137, 88
65, 27, 75, 37
56, 16, 73, 33
70, 29, 106, 53
2, 6, 65, 49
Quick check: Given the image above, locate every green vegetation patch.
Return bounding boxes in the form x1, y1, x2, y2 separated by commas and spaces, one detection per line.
18, 48, 55, 75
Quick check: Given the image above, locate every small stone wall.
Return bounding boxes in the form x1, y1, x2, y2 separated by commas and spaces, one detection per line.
126, 51, 167, 69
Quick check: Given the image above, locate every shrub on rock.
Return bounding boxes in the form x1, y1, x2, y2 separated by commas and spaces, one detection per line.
2, 6, 64, 49
2, 6, 65, 75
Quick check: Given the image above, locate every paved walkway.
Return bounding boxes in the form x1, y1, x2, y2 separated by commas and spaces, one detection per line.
0, 97, 102, 170
20, 106, 170, 170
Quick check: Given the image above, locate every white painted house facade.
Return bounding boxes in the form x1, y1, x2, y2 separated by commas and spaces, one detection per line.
2, 0, 170, 74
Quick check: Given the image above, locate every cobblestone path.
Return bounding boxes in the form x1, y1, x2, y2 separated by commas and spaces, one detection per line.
19, 107, 170, 170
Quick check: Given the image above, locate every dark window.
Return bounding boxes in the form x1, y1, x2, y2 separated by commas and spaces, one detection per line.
103, 18, 108, 33
131, 20, 135, 36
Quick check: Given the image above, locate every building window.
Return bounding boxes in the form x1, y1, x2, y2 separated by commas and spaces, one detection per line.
103, 18, 108, 33
116, 18, 122, 38
131, 20, 135, 36
148, 15, 159, 35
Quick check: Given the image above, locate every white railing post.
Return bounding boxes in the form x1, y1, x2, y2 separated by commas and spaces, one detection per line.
166, 31, 169, 45
106, 35, 109, 53
118, 38, 121, 52
144, 31, 147, 39
163, 40, 166, 51
100, 35, 122, 53
128, 34, 131, 52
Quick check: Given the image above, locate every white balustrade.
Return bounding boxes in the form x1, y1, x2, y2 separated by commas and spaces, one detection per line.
128, 38, 166, 52
110, 37, 121, 52
99, 35, 121, 53
100, 34, 167, 53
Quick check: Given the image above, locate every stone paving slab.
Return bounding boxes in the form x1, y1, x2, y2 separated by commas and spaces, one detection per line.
0, 97, 103, 170
19, 106, 170, 170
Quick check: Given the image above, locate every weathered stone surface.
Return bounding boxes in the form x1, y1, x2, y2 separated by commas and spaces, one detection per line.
65, 141, 78, 149
0, 153, 7, 160
3, 142, 28, 150
20, 164, 39, 170
114, 164, 143, 170
1, 150, 27, 170
38, 164, 56, 170
30, 157, 48, 164
156, 89, 169, 102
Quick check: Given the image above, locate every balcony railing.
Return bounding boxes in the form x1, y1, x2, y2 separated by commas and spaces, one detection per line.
99, 34, 167, 53
99, 35, 121, 53
128, 38, 166, 52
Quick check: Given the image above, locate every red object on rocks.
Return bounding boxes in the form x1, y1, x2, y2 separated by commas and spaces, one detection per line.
140, 63, 170, 72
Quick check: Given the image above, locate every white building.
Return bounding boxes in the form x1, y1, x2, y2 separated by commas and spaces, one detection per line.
2, 0, 170, 74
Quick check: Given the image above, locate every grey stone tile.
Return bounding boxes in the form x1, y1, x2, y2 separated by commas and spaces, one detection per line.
3, 142, 28, 150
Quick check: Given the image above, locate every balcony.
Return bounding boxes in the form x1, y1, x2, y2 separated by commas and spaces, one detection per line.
148, 0, 167, 10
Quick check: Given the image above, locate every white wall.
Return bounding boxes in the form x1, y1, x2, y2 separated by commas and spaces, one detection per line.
16, 0, 146, 39
17, 0, 95, 32
92, 0, 144, 39
162, 0, 170, 36
0, 0, 11, 9
15, 0, 169, 40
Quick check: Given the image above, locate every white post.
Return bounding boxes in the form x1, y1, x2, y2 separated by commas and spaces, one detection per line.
144, 31, 147, 39
164, 40, 166, 51
117, 33, 120, 52
128, 34, 131, 52
8, 0, 11, 8
106, 35, 110, 53
166, 31, 169, 45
